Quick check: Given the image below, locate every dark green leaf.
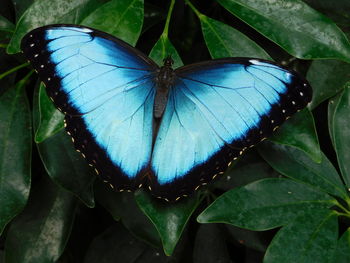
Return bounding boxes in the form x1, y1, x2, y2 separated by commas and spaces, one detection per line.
34, 83, 95, 208
0, 78, 31, 234
328, 91, 343, 146
37, 130, 95, 208
84, 223, 146, 263
332, 85, 350, 187
94, 181, 122, 221
198, 178, 334, 230
13, 0, 35, 20
149, 34, 183, 68
333, 228, 350, 263
7, 0, 101, 54
193, 224, 230, 263
135, 190, 202, 256
82, 0, 144, 46
95, 182, 161, 247
199, 15, 271, 59
0, 15, 14, 32
258, 142, 347, 199
264, 208, 338, 263
307, 60, 350, 109
303, 0, 350, 31
35, 83, 64, 143
217, 0, 350, 62
270, 109, 321, 162
4, 176, 77, 263
214, 150, 280, 191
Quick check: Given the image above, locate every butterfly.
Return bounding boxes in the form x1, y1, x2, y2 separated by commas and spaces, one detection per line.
21, 25, 312, 202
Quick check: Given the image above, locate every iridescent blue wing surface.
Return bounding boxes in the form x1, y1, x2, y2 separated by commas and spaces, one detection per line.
150, 58, 312, 200
21, 25, 158, 190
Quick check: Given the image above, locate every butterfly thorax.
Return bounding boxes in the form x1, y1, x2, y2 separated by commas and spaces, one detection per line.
154, 57, 175, 119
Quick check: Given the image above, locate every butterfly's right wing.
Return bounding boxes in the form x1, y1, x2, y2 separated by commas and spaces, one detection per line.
150, 58, 311, 201
21, 25, 158, 190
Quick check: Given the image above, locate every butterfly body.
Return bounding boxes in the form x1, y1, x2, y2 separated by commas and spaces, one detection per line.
153, 58, 175, 119
21, 25, 312, 201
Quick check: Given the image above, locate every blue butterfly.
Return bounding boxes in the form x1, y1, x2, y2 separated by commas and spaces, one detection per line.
21, 25, 312, 202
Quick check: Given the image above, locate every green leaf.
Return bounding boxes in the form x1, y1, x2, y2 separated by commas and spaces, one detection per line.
193, 224, 230, 263
81, 0, 144, 46
264, 208, 338, 263
32, 76, 94, 207
135, 190, 202, 256
35, 83, 64, 143
333, 228, 350, 263
0, 15, 14, 32
7, 0, 102, 54
94, 182, 161, 247
217, 0, 350, 62
307, 60, 350, 109
4, 176, 77, 263
37, 130, 95, 208
302, 0, 350, 31
0, 78, 31, 234
332, 85, 350, 188
149, 34, 183, 68
13, 0, 35, 20
270, 109, 321, 163
214, 150, 280, 191
198, 178, 334, 230
33, 82, 94, 208
84, 223, 147, 263
328, 91, 343, 146
258, 142, 347, 199
199, 15, 271, 59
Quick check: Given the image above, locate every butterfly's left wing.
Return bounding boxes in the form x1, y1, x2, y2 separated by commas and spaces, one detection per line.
150, 58, 312, 201
21, 25, 158, 191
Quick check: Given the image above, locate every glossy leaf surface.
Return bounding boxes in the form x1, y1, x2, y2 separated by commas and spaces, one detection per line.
198, 178, 334, 230
35, 83, 64, 143
264, 208, 338, 263
259, 142, 347, 199
331, 85, 350, 187
308, 60, 350, 109
37, 130, 95, 208
199, 15, 270, 59
7, 0, 103, 53
4, 176, 77, 263
136, 191, 202, 256
333, 228, 350, 263
270, 109, 321, 162
82, 0, 143, 46
217, 0, 350, 62
0, 79, 31, 234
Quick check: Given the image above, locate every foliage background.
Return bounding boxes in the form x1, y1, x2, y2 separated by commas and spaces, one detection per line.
0, 0, 350, 262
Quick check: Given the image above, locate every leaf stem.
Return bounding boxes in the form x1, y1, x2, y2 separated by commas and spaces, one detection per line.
184, 0, 203, 17
18, 70, 34, 85
162, 0, 176, 37
334, 199, 350, 215
0, 62, 30, 80
334, 211, 350, 219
